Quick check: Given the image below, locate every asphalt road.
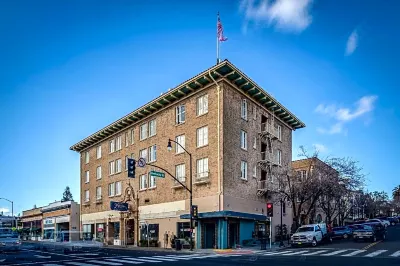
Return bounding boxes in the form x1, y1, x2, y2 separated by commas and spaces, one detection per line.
0, 224, 399, 266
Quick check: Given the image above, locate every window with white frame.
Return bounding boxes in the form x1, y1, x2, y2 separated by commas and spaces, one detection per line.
140, 123, 148, 140
240, 130, 247, 150
85, 171, 89, 183
197, 126, 208, 147
84, 190, 89, 202
253, 165, 257, 178
277, 125, 282, 141
299, 170, 307, 180
197, 94, 208, 116
240, 161, 248, 180
176, 164, 186, 182
130, 128, 135, 144
241, 99, 248, 120
253, 137, 257, 149
149, 119, 156, 137
176, 105, 186, 124
253, 105, 257, 120
116, 135, 122, 151
149, 173, 156, 188
109, 139, 115, 153
96, 145, 102, 159
140, 174, 147, 190
116, 159, 122, 173
108, 183, 115, 197
196, 158, 209, 179
115, 181, 122, 195
139, 149, 147, 161
125, 155, 129, 170
109, 161, 115, 175
85, 151, 89, 164
96, 186, 102, 200
148, 145, 157, 162
125, 132, 129, 147
131, 153, 135, 159
276, 149, 282, 165
96, 166, 102, 179
175, 135, 185, 154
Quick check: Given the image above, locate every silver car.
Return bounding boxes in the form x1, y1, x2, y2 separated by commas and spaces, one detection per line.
0, 233, 21, 252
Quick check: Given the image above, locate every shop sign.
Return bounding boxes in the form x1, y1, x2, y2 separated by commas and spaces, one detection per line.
110, 201, 128, 212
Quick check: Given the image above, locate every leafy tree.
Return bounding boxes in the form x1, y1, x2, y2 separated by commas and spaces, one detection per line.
62, 186, 74, 202
393, 185, 400, 201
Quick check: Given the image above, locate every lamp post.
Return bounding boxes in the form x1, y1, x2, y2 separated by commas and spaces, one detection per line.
0, 198, 14, 227
279, 198, 284, 247
167, 139, 193, 251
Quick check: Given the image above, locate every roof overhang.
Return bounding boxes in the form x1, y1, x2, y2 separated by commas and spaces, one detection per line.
70, 60, 305, 152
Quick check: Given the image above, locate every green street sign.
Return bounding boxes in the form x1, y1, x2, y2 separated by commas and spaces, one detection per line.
150, 170, 165, 178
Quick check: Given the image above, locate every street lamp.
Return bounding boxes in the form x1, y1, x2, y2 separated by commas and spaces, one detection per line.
279, 198, 284, 247
167, 138, 193, 251
0, 198, 14, 227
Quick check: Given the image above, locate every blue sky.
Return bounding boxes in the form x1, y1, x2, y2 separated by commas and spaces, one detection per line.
0, 0, 399, 215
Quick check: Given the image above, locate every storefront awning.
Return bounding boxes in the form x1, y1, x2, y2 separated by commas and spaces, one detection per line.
180, 211, 268, 221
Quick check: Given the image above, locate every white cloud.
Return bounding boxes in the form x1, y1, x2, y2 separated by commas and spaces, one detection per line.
239, 0, 314, 33
315, 95, 377, 134
313, 143, 327, 153
345, 29, 358, 56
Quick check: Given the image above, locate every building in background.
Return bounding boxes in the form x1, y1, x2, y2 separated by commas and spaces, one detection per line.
21, 207, 43, 240
70, 60, 305, 249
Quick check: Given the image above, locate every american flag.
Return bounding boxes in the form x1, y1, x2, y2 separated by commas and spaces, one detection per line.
217, 13, 228, 42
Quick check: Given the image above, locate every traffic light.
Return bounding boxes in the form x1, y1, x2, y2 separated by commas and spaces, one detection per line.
267, 203, 273, 217
127, 158, 136, 178
191, 205, 198, 219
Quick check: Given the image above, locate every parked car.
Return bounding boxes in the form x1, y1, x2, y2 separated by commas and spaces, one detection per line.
367, 218, 390, 227
290, 223, 332, 247
353, 223, 386, 242
387, 217, 398, 226
0, 232, 21, 252
332, 226, 353, 239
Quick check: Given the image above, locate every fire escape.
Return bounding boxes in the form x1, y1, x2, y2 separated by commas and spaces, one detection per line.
257, 114, 279, 197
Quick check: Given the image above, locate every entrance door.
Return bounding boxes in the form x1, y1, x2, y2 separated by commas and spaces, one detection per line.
228, 223, 239, 248
126, 219, 135, 245
204, 223, 215, 249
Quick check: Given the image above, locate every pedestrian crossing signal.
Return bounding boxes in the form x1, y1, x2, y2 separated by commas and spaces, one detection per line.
127, 158, 136, 178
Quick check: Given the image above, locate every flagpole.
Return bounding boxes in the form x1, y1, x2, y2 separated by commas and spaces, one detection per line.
217, 12, 220, 64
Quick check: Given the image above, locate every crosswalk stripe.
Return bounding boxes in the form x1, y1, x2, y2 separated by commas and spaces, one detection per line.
262, 250, 295, 256
106, 259, 144, 264
65, 262, 99, 266
138, 256, 177, 261
364, 250, 388, 257
122, 257, 162, 263
42, 264, 63, 266
183, 255, 221, 259
152, 255, 192, 260
302, 250, 328, 256
88, 260, 123, 265
321, 250, 349, 256
342, 250, 367, 257
282, 250, 310, 256
390, 251, 400, 257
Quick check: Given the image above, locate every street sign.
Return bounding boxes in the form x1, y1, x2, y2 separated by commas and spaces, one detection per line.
150, 170, 165, 178
138, 157, 146, 167
110, 201, 128, 212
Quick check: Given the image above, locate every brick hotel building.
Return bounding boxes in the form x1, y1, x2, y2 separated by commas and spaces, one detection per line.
70, 60, 305, 249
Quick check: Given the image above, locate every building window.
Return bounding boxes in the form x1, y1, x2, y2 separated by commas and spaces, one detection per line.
108, 183, 115, 197
96, 187, 102, 200
85, 171, 89, 183
176, 164, 186, 182
299, 170, 307, 180
197, 126, 208, 147
253, 137, 257, 149
253, 165, 257, 178
240, 130, 247, 150
131, 153, 135, 159
139, 149, 147, 161
116, 135, 122, 151
96, 145, 102, 159
149, 119, 157, 137
276, 149, 282, 165
149, 173, 156, 188
197, 94, 208, 116
85, 151, 89, 164
140, 174, 147, 190
148, 145, 157, 162
84, 190, 89, 202
96, 166, 102, 180
116, 181, 122, 195
175, 135, 185, 154
109, 139, 115, 153
277, 125, 282, 141
125, 155, 129, 170
116, 159, 122, 173
140, 123, 148, 140
109, 161, 115, 175
130, 128, 135, 144
253, 105, 257, 120
196, 158, 209, 179
176, 105, 186, 124
241, 99, 248, 120
125, 132, 129, 147
241, 161, 248, 180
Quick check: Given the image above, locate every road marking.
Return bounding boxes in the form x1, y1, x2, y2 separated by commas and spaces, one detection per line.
138, 257, 177, 261
342, 250, 367, 257
106, 259, 143, 264
79, 253, 99, 256
321, 250, 349, 256
88, 260, 123, 265
34, 255, 52, 259
261, 250, 295, 256
363, 240, 382, 250
282, 250, 310, 256
182, 255, 221, 259
152, 255, 192, 260
122, 257, 162, 263
365, 250, 388, 257
42, 264, 63, 266
390, 250, 400, 257
301, 250, 328, 256
65, 262, 99, 266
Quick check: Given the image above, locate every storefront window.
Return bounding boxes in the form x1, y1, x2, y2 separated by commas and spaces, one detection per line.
83, 224, 93, 240
114, 222, 120, 239
96, 224, 105, 242
177, 222, 190, 239
43, 229, 55, 240
140, 224, 159, 242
